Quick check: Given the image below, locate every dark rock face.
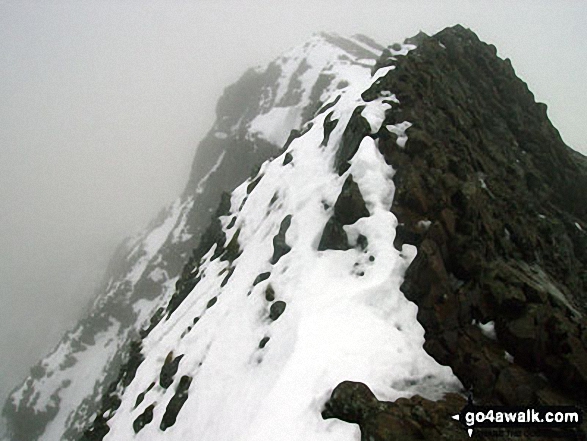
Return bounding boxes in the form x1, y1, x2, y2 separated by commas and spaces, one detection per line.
270, 215, 293, 264
160, 375, 192, 431
334, 106, 371, 175
132, 403, 154, 434
318, 174, 370, 250
159, 352, 183, 389
321, 111, 339, 146
322, 381, 469, 440
322, 381, 378, 423
387, 24, 587, 404
253, 272, 271, 286
265, 285, 275, 302
327, 25, 587, 440
259, 336, 270, 349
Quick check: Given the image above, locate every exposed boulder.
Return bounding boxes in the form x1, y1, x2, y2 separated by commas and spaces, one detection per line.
322, 381, 469, 440
269, 301, 287, 321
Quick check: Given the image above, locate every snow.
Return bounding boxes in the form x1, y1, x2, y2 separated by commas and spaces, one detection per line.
10, 194, 196, 441
247, 33, 379, 147
417, 220, 432, 230
475, 320, 497, 340
149, 268, 168, 283
102, 37, 463, 440
373, 65, 395, 81
386, 121, 412, 148
389, 43, 417, 57
478, 175, 496, 198
170, 196, 194, 243
37, 323, 121, 441
361, 101, 391, 133
126, 198, 184, 285
347, 137, 395, 211
248, 106, 303, 147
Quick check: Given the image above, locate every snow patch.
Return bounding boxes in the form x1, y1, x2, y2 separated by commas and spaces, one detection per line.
361, 102, 391, 134
386, 121, 412, 148
475, 320, 497, 341
417, 220, 432, 230
248, 106, 303, 147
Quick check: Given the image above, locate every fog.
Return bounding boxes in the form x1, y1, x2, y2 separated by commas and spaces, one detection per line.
0, 0, 585, 430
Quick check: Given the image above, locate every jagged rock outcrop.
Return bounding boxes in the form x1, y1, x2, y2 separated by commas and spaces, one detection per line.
390, 24, 587, 402
327, 25, 587, 439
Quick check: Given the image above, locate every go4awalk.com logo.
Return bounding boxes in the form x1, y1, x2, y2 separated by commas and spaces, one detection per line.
451, 397, 583, 437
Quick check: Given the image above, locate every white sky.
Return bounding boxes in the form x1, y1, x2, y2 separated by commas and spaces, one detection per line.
0, 0, 585, 422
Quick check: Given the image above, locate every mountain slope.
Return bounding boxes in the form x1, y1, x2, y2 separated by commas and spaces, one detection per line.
2, 33, 384, 441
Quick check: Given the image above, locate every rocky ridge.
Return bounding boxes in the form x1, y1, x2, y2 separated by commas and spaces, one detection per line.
323, 25, 587, 440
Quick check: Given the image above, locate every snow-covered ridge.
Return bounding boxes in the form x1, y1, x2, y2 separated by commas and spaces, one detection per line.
247, 33, 380, 147
3, 33, 391, 441
97, 39, 462, 440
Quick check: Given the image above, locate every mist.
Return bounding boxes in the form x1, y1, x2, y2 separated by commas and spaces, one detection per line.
0, 0, 585, 431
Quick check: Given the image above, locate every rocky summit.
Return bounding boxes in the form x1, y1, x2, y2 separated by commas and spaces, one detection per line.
3, 26, 586, 441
